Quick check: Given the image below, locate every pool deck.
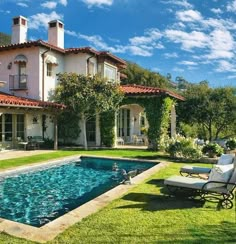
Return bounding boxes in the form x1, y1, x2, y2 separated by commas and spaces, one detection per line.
0, 149, 55, 160
0, 154, 171, 243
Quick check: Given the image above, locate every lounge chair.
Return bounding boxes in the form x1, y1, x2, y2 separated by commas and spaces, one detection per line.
179, 154, 235, 178
116, 137, 124, 145
164, 161, 236, 209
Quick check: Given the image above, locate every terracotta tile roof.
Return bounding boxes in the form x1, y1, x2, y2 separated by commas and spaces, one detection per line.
0, 92, 65, 109
65, 47, 100, 55
120, 84, 185, 101
0, 40, 126, 65
0, 40, 65, 53
99, 51, 126, 65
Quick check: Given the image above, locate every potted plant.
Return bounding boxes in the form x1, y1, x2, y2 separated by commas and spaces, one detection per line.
202, 143, 224, 158
226, 138, 236, 152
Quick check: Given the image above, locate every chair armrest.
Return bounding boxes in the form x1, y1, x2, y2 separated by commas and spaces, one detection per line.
202, 180, 236, 190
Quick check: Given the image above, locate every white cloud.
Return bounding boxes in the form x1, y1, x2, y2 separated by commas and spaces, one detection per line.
70, 30, 155, 56
207, 28, 234, 59
163, 0, 193, 9
165, 30, 209, 50
211, 8, 223, 14
226, 0, 236, 12
164, 52, 179, 58
41, 1, 57, 9
82, 0, 113, 8
59, 0, 67, 6
179, 61, 198, 66
173, 67, 184, 72
227, 75, 236, 79
128, 46, 153, 56
215, 60, 236, 72
129, 29, 162, 46
176, 10, 202, 22
17, 2, 28, 7
65, 29, 77, 37
28, 11, 63, 29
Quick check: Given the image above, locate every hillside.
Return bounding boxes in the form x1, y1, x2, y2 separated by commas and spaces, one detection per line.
0, 32, 11, 46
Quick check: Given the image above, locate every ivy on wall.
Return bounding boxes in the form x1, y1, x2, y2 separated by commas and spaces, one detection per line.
122, 96, 175, 151
100, 110, 116, 147
99, 96, 175, 150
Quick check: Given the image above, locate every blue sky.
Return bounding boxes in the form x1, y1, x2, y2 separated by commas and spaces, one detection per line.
0, 0, 236, 87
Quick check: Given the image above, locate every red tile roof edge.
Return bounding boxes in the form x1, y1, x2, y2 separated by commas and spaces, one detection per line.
0, 92, 66, 109
120, 84, 185, 101
0, 40, 126, 65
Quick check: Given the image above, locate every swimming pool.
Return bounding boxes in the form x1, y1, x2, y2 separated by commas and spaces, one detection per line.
0, 156, 155, 227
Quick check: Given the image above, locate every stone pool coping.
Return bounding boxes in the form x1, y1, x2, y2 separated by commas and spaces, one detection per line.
0, 155, 170, 243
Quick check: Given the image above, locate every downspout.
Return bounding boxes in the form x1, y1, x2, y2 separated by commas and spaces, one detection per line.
86, 54, 95, 76
41, 48, 51, 101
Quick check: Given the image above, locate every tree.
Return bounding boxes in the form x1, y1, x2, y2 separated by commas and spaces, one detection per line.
177, 83, 236, 141
121, 61, 171, 88
53, 73, 124, 149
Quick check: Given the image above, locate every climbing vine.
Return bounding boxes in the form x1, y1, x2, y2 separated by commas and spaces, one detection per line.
99, 96, 175, 150
122, 96, 175, 151
100, 110, 116, 147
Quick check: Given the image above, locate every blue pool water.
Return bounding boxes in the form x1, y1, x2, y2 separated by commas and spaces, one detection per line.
0, 157, 155, 227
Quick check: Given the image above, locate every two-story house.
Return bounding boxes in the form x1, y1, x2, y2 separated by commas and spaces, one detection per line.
0, 16, 183, 150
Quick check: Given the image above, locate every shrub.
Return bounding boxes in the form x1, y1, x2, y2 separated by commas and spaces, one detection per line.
42, 138, 54, 149
202, 143, 224, 157
166, 135, 202, 159
226, 138, 236, 150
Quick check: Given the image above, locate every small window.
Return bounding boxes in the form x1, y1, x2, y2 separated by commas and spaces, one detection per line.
104, 64, 116, 82
47, 63, 53, 77
59, 23, 63, 28
13, 18, 19, 25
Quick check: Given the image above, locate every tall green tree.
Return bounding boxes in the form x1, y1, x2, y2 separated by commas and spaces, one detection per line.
178, 82, 236, 140
53, 73, 124, 149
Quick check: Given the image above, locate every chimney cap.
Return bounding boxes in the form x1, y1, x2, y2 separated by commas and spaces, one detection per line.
48, 20, 64, 25
12, 15, 28, 20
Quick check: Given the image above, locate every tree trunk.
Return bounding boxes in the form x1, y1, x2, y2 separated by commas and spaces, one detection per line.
81, 113, 88, 150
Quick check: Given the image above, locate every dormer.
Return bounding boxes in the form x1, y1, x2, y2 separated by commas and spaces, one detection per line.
48, 20, 64, 49
11, 16, 28, 44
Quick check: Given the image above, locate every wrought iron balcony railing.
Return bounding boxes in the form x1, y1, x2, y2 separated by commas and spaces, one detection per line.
9, 75, 28, 90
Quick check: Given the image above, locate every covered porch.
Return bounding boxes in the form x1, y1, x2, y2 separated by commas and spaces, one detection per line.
115, 84, 184, 148
0, 91, 65, 151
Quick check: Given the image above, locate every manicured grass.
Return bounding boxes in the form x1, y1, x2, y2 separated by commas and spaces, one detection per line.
0, 150, 235, 243
0, 149, 161, 170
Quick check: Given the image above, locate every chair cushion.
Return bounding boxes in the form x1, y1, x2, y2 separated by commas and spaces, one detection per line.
218, 154, 235, 165
207, 164, 234, 189
180, 165, 211, 175
164, 176, 207, 190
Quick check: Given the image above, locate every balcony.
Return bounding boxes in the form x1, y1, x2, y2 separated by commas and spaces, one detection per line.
9, 75, 28, 90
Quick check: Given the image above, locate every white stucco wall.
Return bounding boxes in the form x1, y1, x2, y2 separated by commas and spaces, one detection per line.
41, 49, 65, 101
64, 53, 97, 75
0, 47, 40, 99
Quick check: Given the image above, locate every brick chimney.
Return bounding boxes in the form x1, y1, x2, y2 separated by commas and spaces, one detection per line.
48, 20, 64, 49
11, 16, 28, 44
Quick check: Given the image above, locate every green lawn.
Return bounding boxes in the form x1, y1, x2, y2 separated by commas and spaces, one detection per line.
0, 150, 235, 243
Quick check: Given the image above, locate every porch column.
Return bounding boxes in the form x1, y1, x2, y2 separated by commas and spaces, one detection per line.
170, 105, 176, 138
53, 115, 58, 150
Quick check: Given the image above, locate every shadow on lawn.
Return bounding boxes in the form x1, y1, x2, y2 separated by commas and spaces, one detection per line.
117, 192, 204, 211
